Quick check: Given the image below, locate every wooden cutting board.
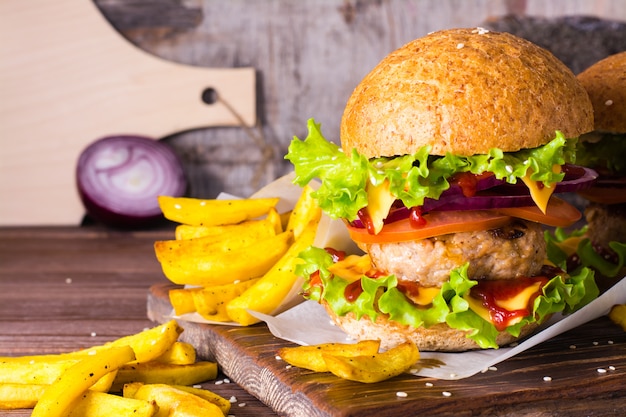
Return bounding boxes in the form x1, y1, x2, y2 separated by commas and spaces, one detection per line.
148, 283, 626, 417
0, 0, 256, 226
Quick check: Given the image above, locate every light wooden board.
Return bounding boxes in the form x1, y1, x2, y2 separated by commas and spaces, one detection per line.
0, 0, 256, 226
148, 283, 626, 417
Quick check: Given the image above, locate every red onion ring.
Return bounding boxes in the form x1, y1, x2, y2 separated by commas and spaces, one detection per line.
76, 135, 187, 228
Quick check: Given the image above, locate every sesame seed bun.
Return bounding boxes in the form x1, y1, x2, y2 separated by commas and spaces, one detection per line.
324, 303, 543, 352
340, 28, 594, 158
577, 51, 626, 134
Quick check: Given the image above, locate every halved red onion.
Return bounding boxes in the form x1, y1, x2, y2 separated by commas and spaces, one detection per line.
76, 135, 187, 228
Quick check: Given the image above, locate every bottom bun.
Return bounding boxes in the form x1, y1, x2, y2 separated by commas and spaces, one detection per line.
325, 304, 542, 352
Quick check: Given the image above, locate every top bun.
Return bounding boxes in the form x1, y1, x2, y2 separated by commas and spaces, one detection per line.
577, 51, 626, 134
340, 28, 594, 157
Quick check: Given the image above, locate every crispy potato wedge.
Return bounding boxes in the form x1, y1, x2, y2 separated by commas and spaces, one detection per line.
159, 231, 293, 286
158, 195, 279, 226
323, 341, 420, 383
31, 345, 135, 417
609, 304, 626, 331
111, 361, 218, 392
192, 279, 259, 322
124, 383, 224, 417
154, 342, 197, 366
175, 208, 282, 240
66, 390, 158, 417
278, 340, 381, 373
226, 219, 319, 326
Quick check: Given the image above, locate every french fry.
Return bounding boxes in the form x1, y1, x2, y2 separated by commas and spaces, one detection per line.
110, 361, 218, 392
0, 383, 45, 409
609, 304, 626, 331
286, 185, 321, 239
170, 384, 231, 415
226, 219, 319, 325
97, 320, 183, 364
155, 219, 278, 263
175, 208, 282, 240
124, 383, 224, 417
65, 390, 158, 417
159, 231, 294, 286
154, 342, 196, 366
169, 287, 199, 316
322, 341, 420, 383
192, 279, 259, 322
0, 359, 116, 392
158, 195, 280, 226
31, 345, 135, 417
277, 340, 381, 373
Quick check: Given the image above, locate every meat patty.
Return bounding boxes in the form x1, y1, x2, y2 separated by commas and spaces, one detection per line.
361, 220, 547, 287
585, 202, 626, 249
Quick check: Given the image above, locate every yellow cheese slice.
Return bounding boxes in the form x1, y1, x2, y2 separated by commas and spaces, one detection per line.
328, 254, 372, 283
365, 179, 397, 234
495, 280, 543, 311
521, 165, 561, 214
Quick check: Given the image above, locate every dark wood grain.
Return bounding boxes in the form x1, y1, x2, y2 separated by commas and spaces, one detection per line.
149, 282, 626, 417
0, 226, 279, 417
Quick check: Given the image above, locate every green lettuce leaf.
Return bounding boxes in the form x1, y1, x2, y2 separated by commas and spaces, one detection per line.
298, 246, 598, 349
577, 133, 626, 175
285, 118, 578, 221
545, 227, 626, 278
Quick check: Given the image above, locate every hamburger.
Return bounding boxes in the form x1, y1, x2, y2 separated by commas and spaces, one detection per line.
567, 51, 626, 280
285, 28, 599, 351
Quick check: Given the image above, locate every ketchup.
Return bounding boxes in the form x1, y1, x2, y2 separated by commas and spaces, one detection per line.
344, 280, 363, 302
469, 276, 549, 331
357, 207, 377, 234
409, 206, 427, 227
450, 172, 480, 197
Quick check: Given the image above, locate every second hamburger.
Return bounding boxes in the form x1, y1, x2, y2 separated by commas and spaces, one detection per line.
286, 28, 599, 351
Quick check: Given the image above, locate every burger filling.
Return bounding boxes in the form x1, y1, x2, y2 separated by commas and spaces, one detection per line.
298, 246, 598, 349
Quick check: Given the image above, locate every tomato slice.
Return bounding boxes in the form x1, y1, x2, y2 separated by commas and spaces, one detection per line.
494, 196, 581, 227
346, 210, 513, 244
578, 187, 626, 205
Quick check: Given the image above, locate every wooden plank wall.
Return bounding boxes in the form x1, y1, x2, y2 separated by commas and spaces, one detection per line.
95, 0, 626, 201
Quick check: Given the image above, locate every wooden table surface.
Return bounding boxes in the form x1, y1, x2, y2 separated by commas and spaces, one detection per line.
0, 226, 279, 417
2, 226, 626, 417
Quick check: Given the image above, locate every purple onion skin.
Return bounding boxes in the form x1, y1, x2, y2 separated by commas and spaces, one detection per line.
76, 135, 187, 229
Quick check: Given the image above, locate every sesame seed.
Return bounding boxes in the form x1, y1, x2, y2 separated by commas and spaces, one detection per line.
597, 368, 607, 374
505, 165, 513, 173
285, 365, 292, 369
65, 278, 73, 284
608, 340, 614, 345
174, 204, 182, 210
472, 27, 490, 35
224, 378, 231, 383
569, 345, 576, 349
442, 391, 452, 397
456, 43, 464, 49
396, 391, 408, 398
425, 382, 434, 387
238, 403, 247, 407
593, 341, 599, 346
215, 380, 224, 385
488, 366, 498, 371
275, 355, 282, 360
605, 99, 614, 106
229, 396, 237, 403
192, 384, 202, 388
449, 373, 458, 379
543, 376, 552, 382
90, 332, 97, 337
609, 366, 616, 371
